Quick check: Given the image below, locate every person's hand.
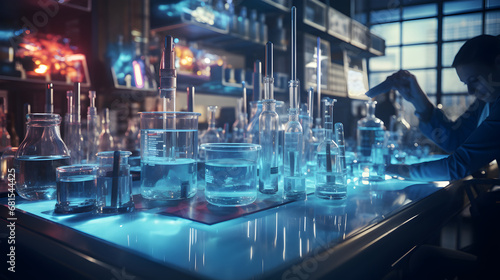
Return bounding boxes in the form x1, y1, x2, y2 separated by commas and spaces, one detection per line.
386, 70, 434, 115
386, 164, 411, 179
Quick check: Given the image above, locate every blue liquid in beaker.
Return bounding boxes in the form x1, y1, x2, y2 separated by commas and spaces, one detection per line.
141, 158, 197, 200
205, 159, 257, 206
56, 175, 96, 213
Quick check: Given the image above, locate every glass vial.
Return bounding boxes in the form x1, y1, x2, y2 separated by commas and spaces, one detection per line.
259, 99, 279, 194
356, 100, 385, 181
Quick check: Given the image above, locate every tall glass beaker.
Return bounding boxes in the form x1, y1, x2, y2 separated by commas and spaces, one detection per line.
140, 112, 200, 200
15, 113, 70, 200
96, 151, 133, 213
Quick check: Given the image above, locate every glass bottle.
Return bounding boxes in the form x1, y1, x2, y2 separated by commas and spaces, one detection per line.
259, 89, 279, 193
284, 106, 305, 200
98, 108, 115, 152
315, 99, 346, 199
356, 100, 385, 181
200, 105, 221, 144
15, 113, 71, 200
246, 101, 262, 144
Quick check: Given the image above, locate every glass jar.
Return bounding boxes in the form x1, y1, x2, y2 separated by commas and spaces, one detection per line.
15, 113, 70, 200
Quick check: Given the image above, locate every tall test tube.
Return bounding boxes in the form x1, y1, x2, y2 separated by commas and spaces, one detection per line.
87, 91, 99, 163
316, 37, 322, 127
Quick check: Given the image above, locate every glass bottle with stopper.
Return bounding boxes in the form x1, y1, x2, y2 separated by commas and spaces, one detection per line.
259, 41, 279, 194
356, 100, 385, 181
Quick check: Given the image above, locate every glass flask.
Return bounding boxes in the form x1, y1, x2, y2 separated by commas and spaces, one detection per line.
140, 112, 200, 200
200, 106, 221, 144
15, 113, 71, 200
96, 151, 133, 213
316, 100, 347, 200
98, 108, 115, 152
356, 100, 385, 181
259, 99, 279, 194
246, 101, 262, 144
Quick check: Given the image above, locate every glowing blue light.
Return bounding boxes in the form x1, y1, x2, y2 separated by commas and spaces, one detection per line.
174, 38, 180, 44
0, 30, 14, 40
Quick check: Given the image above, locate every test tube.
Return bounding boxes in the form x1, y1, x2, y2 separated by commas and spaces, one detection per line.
335, 122, 346, 174
242, 81, 247, 121
45, 83, 53, 114
87, 91, 99, 163
253, 60, 262, 102
316, 37, 321, 123
307, 87, 314, 119
264, 42, 274, 100
68, 82, 83, 164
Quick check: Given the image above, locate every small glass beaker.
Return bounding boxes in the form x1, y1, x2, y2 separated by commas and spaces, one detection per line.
96, 151, 134, 214
55, 165, 98, 214
201, 143, 261, 207
15, 113, 71, 200
140, 112, 200, 200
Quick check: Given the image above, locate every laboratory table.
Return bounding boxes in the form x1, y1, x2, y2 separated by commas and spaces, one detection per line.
0, 174, 471, 280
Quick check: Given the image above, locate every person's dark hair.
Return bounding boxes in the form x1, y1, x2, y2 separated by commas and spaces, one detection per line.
452, 34, 500, 68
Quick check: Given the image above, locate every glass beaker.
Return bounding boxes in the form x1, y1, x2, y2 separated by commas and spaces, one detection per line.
55, 164, 98, 214
201, 143, 261, 206
15, 113, 71, 200
96, 151, 133, 213
140, 112, 200, 200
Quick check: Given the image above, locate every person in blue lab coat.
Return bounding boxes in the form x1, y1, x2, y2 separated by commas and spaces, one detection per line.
383, 34, 500, 181
378, 34, 500, 280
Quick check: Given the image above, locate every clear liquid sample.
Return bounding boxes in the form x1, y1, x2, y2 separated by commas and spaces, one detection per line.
315, 152, 347, 199
141, 158, 197, 200
357, 126, 385, 161
205, 159, 257, 206
284, 176, 306, 200
97, 175, 133, 213
15, 155, 71, 200
56, 175, 96, 213
305, 160, 317, 188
